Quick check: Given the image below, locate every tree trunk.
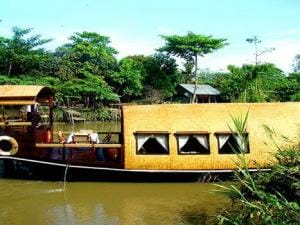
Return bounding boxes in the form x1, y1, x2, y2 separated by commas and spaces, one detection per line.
8, 63, 12, 75
254, 44, 259, 96
192, 54, 198, 103
244, 82, 248, 102
86, 96, 90, 108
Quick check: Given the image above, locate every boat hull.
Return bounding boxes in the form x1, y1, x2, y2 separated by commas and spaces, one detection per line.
0, 156, 244, 182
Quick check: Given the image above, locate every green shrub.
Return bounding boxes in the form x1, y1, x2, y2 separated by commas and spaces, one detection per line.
95, 107, 112, 121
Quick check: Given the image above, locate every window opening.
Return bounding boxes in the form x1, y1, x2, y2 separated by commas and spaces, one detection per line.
135, 133, 169, 155
177, 134, 210, 154
216, 133, 249, 154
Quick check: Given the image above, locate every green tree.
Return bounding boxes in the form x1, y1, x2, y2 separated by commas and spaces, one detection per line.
0, 27, 53, 75
181, 59, 194, 83
124, 53, 180, 101
274, 72, 300, 101
110, 57, 143, 101
228, 64, 257, 102
55, 31, 118, 79
203, 63, 289, 102
159, 32, 227, 102
55, 31, 119, 105
143, 53, 179, 97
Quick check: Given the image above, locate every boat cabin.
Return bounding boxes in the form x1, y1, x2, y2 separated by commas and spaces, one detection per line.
0, 86, 123, 168
0, 85, 299, 181
0, 86, 54, 145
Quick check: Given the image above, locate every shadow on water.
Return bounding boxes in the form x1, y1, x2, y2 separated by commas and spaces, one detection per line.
178, 209, 209, 225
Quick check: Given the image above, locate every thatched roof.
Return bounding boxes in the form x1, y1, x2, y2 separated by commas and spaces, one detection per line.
0, 85, 54, 105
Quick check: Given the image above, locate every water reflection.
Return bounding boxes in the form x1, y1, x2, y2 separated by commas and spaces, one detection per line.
0, 179, 230, 225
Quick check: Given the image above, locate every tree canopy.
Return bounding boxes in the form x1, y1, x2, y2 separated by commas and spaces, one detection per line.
203, 63, 299, 102
159, 32, 227, 102
0, 27, 53, 75
0, 26, 298, 108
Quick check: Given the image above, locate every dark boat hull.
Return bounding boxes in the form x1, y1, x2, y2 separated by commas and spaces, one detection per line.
0, 156, 242, 182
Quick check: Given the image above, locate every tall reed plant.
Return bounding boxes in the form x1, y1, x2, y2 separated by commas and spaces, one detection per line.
215, 113, 300, 225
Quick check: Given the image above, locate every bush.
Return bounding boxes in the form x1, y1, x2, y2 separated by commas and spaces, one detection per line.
95, 107, 112, 121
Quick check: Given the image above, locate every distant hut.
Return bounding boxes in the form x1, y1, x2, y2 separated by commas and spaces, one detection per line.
175, 84, 221, 103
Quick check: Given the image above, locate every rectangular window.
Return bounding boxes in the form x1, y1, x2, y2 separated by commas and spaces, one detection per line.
134, 131, 169, 155
215, 132, 250, 154
175, 132, 210, 155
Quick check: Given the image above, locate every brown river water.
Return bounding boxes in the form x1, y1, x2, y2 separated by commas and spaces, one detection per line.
0, 179, 231, 225
0, 122, 232, 225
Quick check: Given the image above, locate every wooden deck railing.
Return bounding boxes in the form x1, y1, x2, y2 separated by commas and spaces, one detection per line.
36, 143, 122, 148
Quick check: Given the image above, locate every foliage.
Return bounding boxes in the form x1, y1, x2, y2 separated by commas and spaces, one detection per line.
110, 57, 144, 100
0, 25, 298, 111
159, 32, 227, 61
0, 27, 54, 75
216, 116, 300, 225
0, 74, 60, 86
123, 53, 180, 101
54, 32, 119, 106
227, 64, 257, 102
201, 71, 240, 102
181, 59, 194, 83
143, 53, 180, 97
55, 31, 118, 79
203, 63, 298, 102
95, 107, 114, 121
79, 107, 114, 121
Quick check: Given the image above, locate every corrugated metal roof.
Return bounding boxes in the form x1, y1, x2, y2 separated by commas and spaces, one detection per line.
179, 84, 221, 95
0, 85, 53, 99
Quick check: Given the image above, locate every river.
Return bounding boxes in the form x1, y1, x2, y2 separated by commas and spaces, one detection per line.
0, 179, 231, 225
0, 122, 232, 225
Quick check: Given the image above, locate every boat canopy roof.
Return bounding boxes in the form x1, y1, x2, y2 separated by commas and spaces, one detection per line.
0, 85, 54, 105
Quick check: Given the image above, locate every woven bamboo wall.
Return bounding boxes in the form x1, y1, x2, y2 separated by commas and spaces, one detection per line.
122, 103, 300, 170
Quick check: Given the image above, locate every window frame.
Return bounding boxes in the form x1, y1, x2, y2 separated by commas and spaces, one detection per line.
134, 131, 170, 155
175, 131, 210, 155
215, 131, 250, 154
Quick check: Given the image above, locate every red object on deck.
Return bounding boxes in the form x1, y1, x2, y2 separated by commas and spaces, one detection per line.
44, 129, 52, 143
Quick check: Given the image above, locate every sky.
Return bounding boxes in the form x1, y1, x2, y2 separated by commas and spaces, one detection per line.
1, 0, 300, 73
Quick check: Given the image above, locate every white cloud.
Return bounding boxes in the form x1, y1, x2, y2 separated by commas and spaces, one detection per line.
264, 29, 300, 39
38, 28, 164, 58
195, 38, 300, 73
0, 27, 11, 36
111, 36, 163, 59
157, 26, 177, 35
261, 38, 300, 72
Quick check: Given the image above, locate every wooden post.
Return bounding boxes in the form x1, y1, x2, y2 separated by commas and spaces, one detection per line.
31, 105, 35, 125
192, 54, 198, 103
49, 96, 54, 125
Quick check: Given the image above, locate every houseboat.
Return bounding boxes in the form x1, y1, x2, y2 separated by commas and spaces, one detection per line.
0, 85, 299, 181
